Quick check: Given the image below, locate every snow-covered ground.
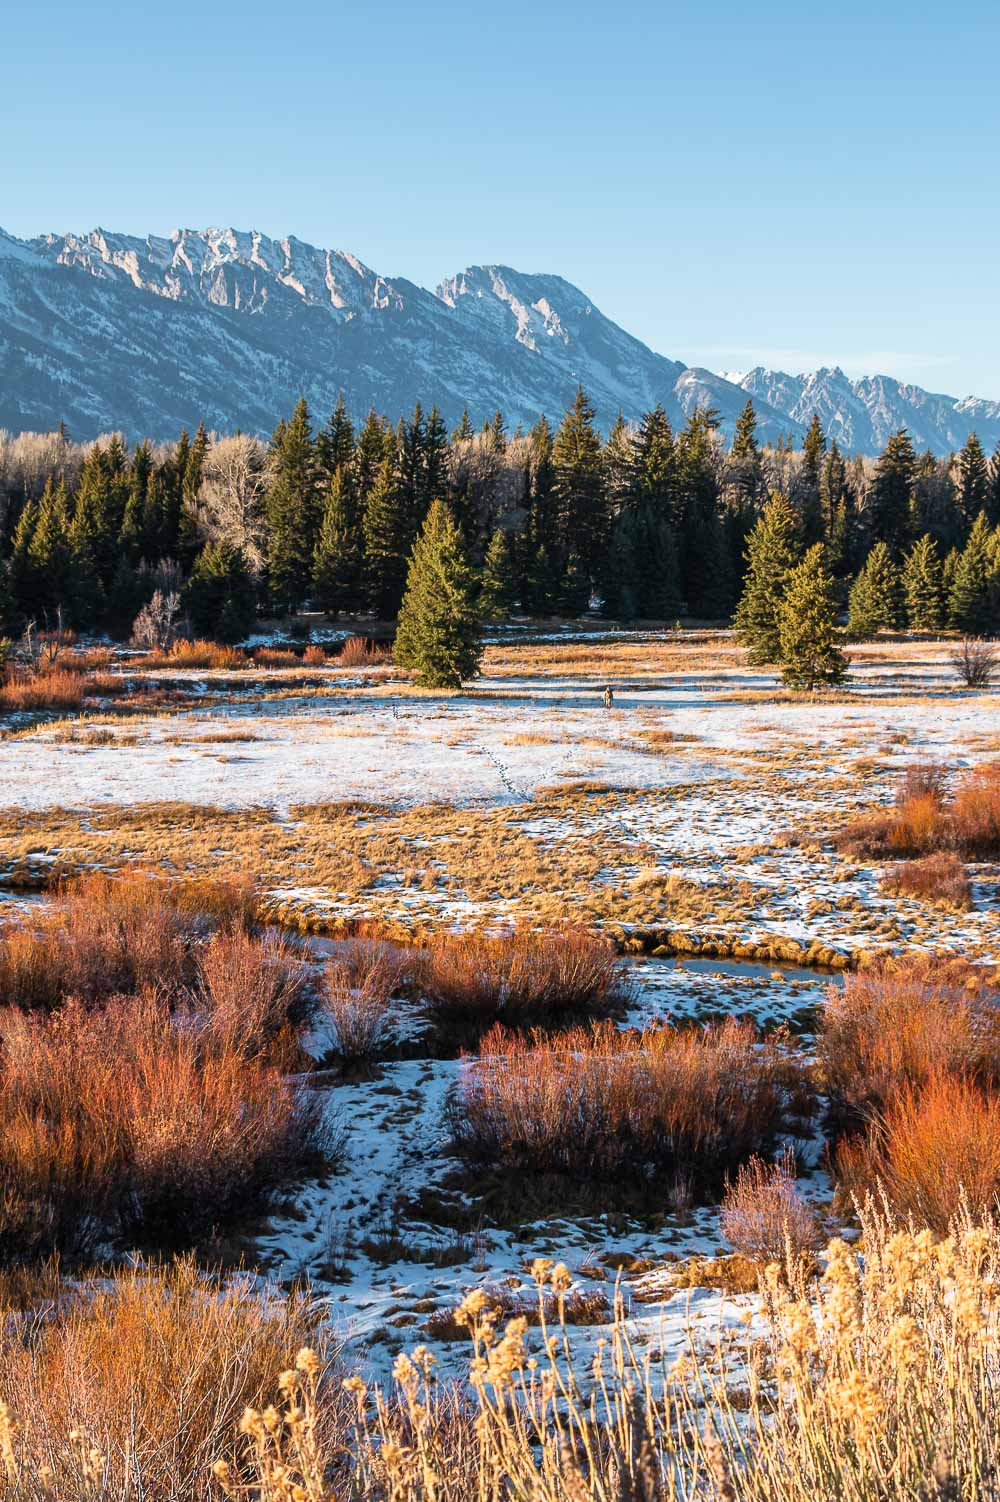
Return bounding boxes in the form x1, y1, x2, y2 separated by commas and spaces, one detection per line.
0, 635, 995, 1380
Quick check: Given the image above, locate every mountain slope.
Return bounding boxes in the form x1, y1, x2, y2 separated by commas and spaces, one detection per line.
1, 225, 996, 456
1, 226, 795, 443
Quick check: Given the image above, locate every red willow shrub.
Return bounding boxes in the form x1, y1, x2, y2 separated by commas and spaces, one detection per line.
837, 760, 1000, 861
817, 954, 1000, 1130
414, 927, 631, 1035
880, 851, 972, 908
0, 668, 87, 712
836, 1073, 1000, 1232
0, 870, 259, 1011
451, 1018, 810, 1197
0, 991, 329, 1260
337, 635, 389, 668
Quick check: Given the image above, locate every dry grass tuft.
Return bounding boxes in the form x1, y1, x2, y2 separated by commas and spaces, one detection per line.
322, 941, 405, 1062
721, 1147, 824, 1265
0, 1257, 335, 1502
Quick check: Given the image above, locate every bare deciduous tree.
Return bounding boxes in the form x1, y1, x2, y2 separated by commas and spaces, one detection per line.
951, 636, 999, 689
195, 435, 268, 572
131, 591, 182, 653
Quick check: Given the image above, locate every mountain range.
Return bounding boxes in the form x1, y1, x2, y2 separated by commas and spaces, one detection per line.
1, 224, 997, 458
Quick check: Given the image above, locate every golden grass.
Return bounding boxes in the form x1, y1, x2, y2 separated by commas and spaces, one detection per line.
200, 1208, 1000, 1500
0, 1258, 335, 1502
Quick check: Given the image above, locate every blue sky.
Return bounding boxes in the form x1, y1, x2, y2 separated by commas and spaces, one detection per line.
5, 0, 998, 395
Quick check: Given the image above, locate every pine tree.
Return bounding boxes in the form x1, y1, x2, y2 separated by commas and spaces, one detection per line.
363, 455, 407, 618
316, 395, 355, 481
8, 500, 39, 622
27, 479, 75, 621
184, 541, 257, 643
265, 398, 319, 612
948, 513, 997, 633
778, 546, 847, 689
956, 432, 990, 530
312, 468, 360, 616
902, 533, 944, 630
732, 492, 802, 664
987, 442, 1000, 527
479, 528, 518, 619
869, 430, 916, 552
847, 542, 904, 638
393, 500, 482, 687
802, 413, 826, 487
451, 408, 473, 444
726, 399, 765, 516
552, 387, 607, 577
675, 407, 728, 616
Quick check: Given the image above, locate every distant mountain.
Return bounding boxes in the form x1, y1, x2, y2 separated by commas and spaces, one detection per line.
0, 225, 996, 456
726, 366, 1000, 458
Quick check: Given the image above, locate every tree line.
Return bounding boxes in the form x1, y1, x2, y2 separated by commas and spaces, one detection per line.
2, 392, 1000, 644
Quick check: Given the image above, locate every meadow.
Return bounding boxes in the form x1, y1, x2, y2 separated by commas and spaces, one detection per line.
0, 624, 997, 1498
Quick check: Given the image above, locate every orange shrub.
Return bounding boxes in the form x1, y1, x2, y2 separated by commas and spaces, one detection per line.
302, 643, 329, 665
337, 635, 389, 668
818, 954, 1000, 1128
0, 991, 329, 1260
880, 851, 972, 907
142, 639, 249, 670
952, 762, 1000, 858
836, 1073, 1000, 1231
0, 668, 86, 712
837, 761, 1000, 860
196, 927, 317, 1058
253, 646, 302, 667
0, 1258, 335, 1502
453, 1018, 809, 1196
414, 927, 630, 1036
0, 870, 260, 1011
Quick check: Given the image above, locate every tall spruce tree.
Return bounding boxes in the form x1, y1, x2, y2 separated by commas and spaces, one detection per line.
394, 500, 482, 687
948, 513, 997, 633
184, 541, 256, 643
847, 541, 904, 638
902, 533, 945, 630
316, 395, 356, 482
552, 387, 607, 578
778, 546, 847, 689
363, 455, 407, 618
312, 468, 361, 616
675, 408, 729, 617
265, 398, 319, 612
479, 528, 518, 619
956, 432, 990, 531
733, 492, 802, 664
868, 430, 916, 552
